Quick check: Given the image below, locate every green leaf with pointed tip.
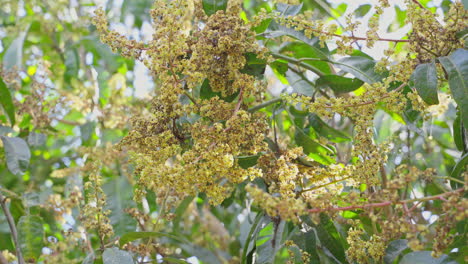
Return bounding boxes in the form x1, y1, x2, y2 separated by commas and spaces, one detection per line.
237, 155, 260, 169
335, 56, 386, 84
400, 251, 457, 264
103, 247, 134, 264
202, 0, 228, 16
295, 126, 334, 165
410, 62, 439, 105
0, 77, 15, 126
3, 28, 29, 71
280, 42, 332, 75
17, 215, 44, 261
316, 75, 364, 93
355, 4, 371, 17
384, 239, 408, 264
103, 177, 137, 236
276, 3, 303, 16
0, 136, 31, 175
451, 152, 468, 179
64, 47, 79, 84
308, 114, 351, 143
439, 49, 468, 125
453, 112, 466, 151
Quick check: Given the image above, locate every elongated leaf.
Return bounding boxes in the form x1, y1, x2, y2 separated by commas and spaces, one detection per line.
237, 155, 260, 169
276, 3, 303, 17
316, 75, 364, 93
308, 114, 351, 143
384, 239, 408, 264
103, 247, 134, 264
439, 49, 468, 125
286, 69, 315, 96
3, 29, 28, 70
0, 77, 15, 126
0, 136, 31, 175
103, 177, 137, 236
400, 251, 457, 264
410, 62, 439, 105
453, 112, 466, 151
255, 220, 286, 264
280, 42, 332, 75
451, 152, 468, 179
202, 0, 228, 16
355, 4, 371, 17
17, 215, 44, 261
314, 214, 347, 263
64, 47, 80, 84
335, 56, 386, 84
295, 127, 334, 165
291, 230, 320, 263
241, 213, 264, 264
119, 231, 185, 246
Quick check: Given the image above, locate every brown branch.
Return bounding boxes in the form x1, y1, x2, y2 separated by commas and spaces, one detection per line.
0, 193, 25, 264
308, 188, 464, 213
411, 0, 426, 9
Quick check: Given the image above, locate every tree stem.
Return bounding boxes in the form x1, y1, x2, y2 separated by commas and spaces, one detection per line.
0, 193, 25, 264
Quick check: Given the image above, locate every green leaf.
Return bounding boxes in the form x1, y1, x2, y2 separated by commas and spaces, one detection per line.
199, 79, 238, 102
335, 56, 386, 84
308, 114, 351, 143
64, 47, 80, 84
453, 112, 466, 151
241, 213, 264, 264
119, 231, 185, 246
450, 152, 468, 179
285, 69, 315, 96
255, 220, 286, 264
0, 77, 15, 126
237, 155, 260, 169
291, 230, 320, 263
102, 247, 134, 264
202, 0, 228, 16
0, 136, 31, 175
400, 251, 457, 264
354, 4, 371, 17
409, 62, 439, 105
384, 239, 408, 264
103, 177, 137, 236
3, 28, 28, 71
295, 126, 335, 165
276, 3, 303, 17
316, 75, 364, 93
173, 196, 194, 231
17, 215, 44, 261
240, 52, 267, 78
280, 42, 332, 75
314, 214, 347, 263
438, 49, 468, 124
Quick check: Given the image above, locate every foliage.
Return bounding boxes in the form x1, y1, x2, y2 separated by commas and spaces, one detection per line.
0, 0, 467, 264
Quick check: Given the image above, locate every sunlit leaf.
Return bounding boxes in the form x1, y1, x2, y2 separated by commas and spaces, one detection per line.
438, 49, 468, 125
0, 77, 15, 126
17, 215, 44, 261
3, 28, 29, 71
202, 0, 228, 16
384, 239, 408, 264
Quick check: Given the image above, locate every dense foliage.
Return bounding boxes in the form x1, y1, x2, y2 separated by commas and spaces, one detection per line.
0, 0, 467, 263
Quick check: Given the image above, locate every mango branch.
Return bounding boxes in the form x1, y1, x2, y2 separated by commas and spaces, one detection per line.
0, 193, 25, 264
307, 188, 464, 213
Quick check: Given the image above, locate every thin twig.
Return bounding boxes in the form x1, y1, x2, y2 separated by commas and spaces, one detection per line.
0, 193, 25, 264
411, 0, 426, 9
308, 188, 464, 213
